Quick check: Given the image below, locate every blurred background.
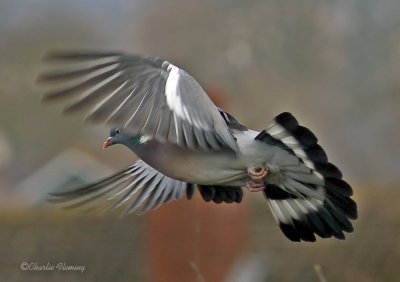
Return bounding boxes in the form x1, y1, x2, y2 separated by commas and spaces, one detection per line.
1, 0, 400, 281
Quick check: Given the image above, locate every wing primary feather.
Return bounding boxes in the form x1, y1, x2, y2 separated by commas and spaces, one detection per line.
112, 169, 157, 209
43, 68, 122, 101
38, 61, 119, 82
61, 181, 125, 210
63, 72, 125, 114
138, 175, 165, 214
123, 89, 149, 128
83, 80, 128, 120
49, 166, 137, 199
124, 176, 160, 214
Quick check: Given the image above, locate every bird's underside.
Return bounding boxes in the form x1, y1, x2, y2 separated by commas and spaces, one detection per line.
40, 50, 357, 242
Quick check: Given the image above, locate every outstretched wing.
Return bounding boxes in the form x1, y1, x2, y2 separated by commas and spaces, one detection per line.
256, 112, 357, 242
49, 160, 195, 215
39, 51, 238, 151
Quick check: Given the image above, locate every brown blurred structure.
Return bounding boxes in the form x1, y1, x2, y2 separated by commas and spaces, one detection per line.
145, 88, 249, 282
146, 198, 248, 282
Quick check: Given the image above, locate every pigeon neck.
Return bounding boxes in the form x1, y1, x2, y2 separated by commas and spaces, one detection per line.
131, 135, 142, 145
124, 134, 149, 151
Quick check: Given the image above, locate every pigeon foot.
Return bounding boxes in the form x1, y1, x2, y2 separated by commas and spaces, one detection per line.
244, 166, 267, 192
245, 180, 266, 192
247, 166, 268, 180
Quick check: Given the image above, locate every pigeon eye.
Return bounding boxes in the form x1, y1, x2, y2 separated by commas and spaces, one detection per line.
115, 128, 120, 134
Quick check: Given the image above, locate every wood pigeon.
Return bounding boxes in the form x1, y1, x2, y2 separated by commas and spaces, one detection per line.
38, 51, 357, 242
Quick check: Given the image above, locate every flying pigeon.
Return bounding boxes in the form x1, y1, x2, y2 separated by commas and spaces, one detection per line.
38, 51, 357, 242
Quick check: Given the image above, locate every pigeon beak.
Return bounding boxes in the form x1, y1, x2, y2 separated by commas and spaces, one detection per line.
103, 137, 113, 150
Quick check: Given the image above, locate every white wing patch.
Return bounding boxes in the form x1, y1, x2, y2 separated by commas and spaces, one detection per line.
165, 64, 193, 124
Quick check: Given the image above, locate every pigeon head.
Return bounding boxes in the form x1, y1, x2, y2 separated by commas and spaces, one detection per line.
103, 127, 143, 149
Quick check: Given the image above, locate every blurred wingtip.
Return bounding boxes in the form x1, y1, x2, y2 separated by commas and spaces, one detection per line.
41, 49, 123, 61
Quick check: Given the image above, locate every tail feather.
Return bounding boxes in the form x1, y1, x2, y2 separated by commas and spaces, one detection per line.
256, 112, 357, 242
